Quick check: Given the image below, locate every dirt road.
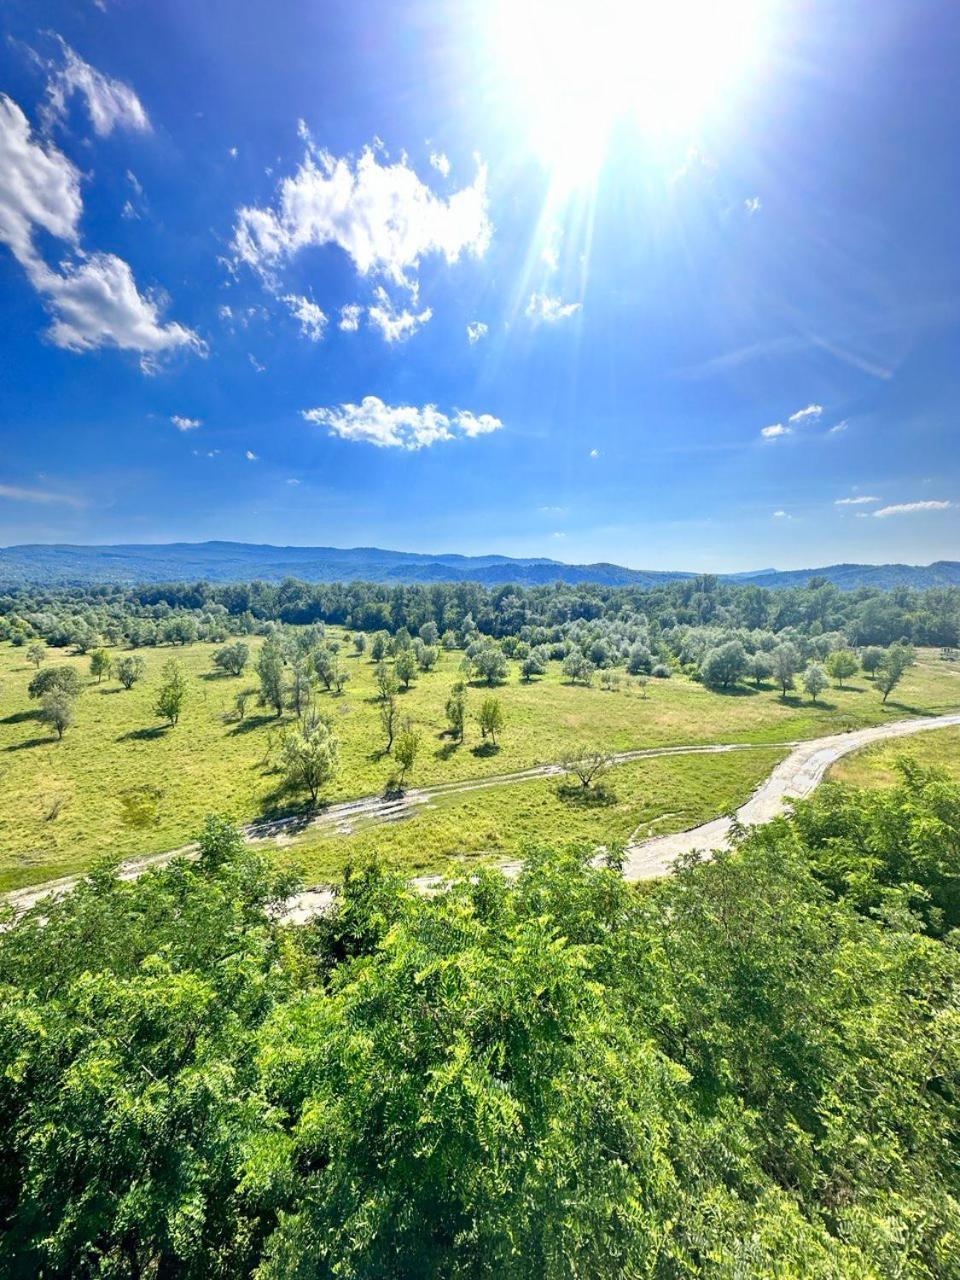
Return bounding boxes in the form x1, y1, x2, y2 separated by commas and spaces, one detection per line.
5, 713, 959, 922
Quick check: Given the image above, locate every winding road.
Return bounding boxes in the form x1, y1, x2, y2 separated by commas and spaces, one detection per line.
5, 712, 960, 923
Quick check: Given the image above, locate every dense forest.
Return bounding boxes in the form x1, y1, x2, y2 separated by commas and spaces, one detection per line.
1, 763, 958, 1277
2, 574, 958, 650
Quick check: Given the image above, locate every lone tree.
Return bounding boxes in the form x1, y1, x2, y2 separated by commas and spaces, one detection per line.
472, 646, 508, 686
257, 641, 286, 717
28, 666, 83, 701
392, 725, 421, 789
825, 649, 858, 688
445, 680, 467, 741
380, 690, 400, 753
478, 696, 505, 746
26, 641, 46, 669
700, 641, 747, 691
115, 655, 146, 690
561, 746, 612, 791
395, 649, 417, 690
89, 649, 112, 684
375, 661, 399, 703
802, 663, 828, 704
860, 646, 885, 679
155, 659, 187, 727
562, 649, 594, 686
748, 651, 773, 689
353, 633, 367, 656
40, 689, 76, 740
521, 651, 546, 682
281, 715, 339, 803
875, 644, 916, 704
770, 643, 800, 698
213, 641, 250, 677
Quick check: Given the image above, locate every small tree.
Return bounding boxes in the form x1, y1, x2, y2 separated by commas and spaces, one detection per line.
748, 652, 773, 689
155, 659, 187, 726
375, 662, 399, 702
521, 651, 546, 682
27, 641, 46, 669
234, 690, 249, 721
561, 746, 612, 791
289, 659, 315, 716
281, 715, 339, 803
380, 692, 400, 753
700, 641, 747, 690
41, 689, 75, 739
257, 641, 286, 717
353, 633, 367, 656
875, 644, 916, 704
771, 643, 800, 698
393, 725, 421, 788
395, 649, 417, 690
802, 663, 828, 703
860, 646, 885, 678
478, 696, 505, 746
115, 655, 146, 690
562, 649, 594, 685
213, 641, 250, 677
418, 644, 438, 672
473, 646, 508, 686
28, 666, 83, 700
89, 649, 112, 684
445, 680, 467, 742
313, 647, 337, 692
825, 649, 858, 688
370, 632, 388, 662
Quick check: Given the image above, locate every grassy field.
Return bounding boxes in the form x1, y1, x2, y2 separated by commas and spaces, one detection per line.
1, 634, 957, 890
265, 746, 789, 884
830, 724, 960, 789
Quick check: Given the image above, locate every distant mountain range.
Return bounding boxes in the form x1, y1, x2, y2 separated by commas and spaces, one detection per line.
1, 541, 958, 592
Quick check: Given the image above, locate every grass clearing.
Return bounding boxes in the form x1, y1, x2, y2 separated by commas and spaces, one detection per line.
267, 746, 789, 883
1, 635, 957, 890
829, 725, 960, 789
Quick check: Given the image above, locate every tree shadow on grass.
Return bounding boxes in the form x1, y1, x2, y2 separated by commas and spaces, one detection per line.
471, 741, 501, 758
556, 781, 618, 808
434, 739, 462, 762
706, 684, 760, 698
5, 735, 53, 751
99, 686, 124, 694
1, 709, 40, 725
199, 670, 234, 682
116, 726, 169, 742
229, 713, 279, 735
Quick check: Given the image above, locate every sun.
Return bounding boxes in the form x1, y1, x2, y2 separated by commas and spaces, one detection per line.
490, 0, 772, 181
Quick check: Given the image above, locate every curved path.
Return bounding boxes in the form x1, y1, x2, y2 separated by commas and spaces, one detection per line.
5, 713, 960, 923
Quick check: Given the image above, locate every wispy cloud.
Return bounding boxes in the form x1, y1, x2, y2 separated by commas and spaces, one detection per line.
0, 482, 84, 507
744, 196, 761, 215
467, 320, 488, 344
788, 403, 823, 425
526, 292, 581, 323
283, 293, 327, 341
367, 287, 431, 342
303, 397, 503, 450
42, 38, 149, 137
338, 303, 362, 332
760, 423, 790, 439
428, 151, 450, 178
835, 495, 879, 505
873, 500, 952, 518
171, 415, 201, 431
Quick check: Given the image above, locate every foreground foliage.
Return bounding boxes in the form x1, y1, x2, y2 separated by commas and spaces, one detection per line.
1, 772, 959, 1277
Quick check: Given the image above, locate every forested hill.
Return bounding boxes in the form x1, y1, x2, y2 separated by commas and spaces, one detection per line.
1, 540, 959, 591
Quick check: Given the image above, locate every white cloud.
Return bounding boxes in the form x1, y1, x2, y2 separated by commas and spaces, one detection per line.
43, 40, 149, 137
588, 448, 600, 459
35, 253, 203, 367
744, 196, 761, 215
772, 509, 787, 518
829, 419, 849, 434
283, 293, 327, 341
367, 286, 431, 342
245, 449, 258, 461
835, 495, 879, 505
302, 396, 503, 450
429, 151, 450, 178
248, 353, 265, 372
171, 415, 201, 431
286, 478, 300, 485
788, 403, 823, 424
873, 500, 952, 518
233, 143, 490, 291
0, 481, 83, 507
466, 320, 488, 344
228, 146, 238, 159
0, 94, 199, 367
338, 303, 362, 332
761, 423, 790, 439
126, 169, 143, 196
120, 199, 138, 220
526, 291, 581, 323
551, 531, 566, 539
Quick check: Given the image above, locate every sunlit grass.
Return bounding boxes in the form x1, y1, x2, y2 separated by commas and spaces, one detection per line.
0, 635, 956, 890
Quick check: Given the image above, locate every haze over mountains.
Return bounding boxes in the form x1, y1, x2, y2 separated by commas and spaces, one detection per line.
1, 542, 958, 592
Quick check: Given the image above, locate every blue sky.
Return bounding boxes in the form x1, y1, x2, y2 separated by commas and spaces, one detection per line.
0, 0, 958, 571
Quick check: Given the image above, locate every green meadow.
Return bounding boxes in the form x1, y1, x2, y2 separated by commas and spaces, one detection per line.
1, 634, 957, 890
